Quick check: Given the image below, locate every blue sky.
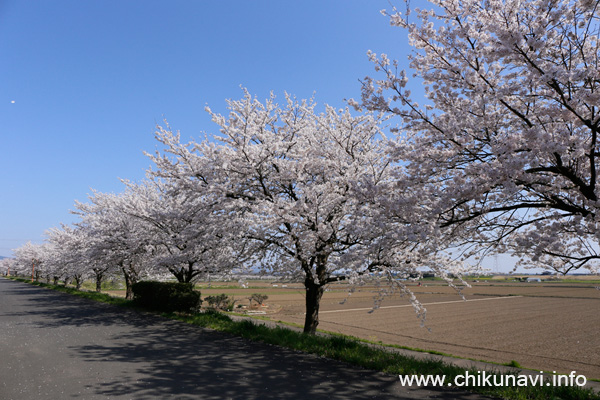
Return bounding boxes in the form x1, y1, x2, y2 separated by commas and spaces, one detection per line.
0, 1, 409, 256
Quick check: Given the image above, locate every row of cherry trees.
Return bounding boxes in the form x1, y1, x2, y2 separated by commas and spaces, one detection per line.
3, 93, 464, 334
4, 0, 599, 333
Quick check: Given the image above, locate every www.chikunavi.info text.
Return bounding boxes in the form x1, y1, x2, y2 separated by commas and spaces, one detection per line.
399, 370, 587, 388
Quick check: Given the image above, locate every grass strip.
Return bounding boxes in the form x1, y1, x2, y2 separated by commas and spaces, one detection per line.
6, 276, 599, 400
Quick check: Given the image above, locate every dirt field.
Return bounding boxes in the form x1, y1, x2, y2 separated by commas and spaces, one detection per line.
197, 279, 600, 379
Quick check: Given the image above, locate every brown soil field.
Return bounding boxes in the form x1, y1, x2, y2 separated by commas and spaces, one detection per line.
197, 280, 600, 379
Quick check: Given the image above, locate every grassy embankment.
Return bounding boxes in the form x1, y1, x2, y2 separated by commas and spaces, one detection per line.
5, 276, 599, 400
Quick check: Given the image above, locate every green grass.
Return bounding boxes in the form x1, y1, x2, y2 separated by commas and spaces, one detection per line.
5, 276, 599, 400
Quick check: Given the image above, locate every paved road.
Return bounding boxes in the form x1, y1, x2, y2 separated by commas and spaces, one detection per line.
0, 278, 495, 399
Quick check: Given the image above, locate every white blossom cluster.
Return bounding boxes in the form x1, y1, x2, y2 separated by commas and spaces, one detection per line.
358, 0, 600, 275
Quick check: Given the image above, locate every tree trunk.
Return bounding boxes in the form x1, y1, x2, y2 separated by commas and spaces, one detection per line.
185, 262, 195, 283
95, 273, 103, 292
303, 280, 325, 334
122, 266, 137, 300
170, 262, 197, 283
169, 266, 185, 283
124, 274, 134, 300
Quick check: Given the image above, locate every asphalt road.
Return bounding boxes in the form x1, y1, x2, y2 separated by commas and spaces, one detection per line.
0, 278, 495, 399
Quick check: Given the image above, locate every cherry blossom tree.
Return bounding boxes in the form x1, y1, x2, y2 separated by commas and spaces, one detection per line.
13, 241, 48, 281
151, 91, 463, 334
359, 0, 600, 274
44, 225, 91, 290
73, 190, 156, 299
117, 178, 243, 283
48, 221, 119, 292
76, 225, 118, 293
0, 257, 15, 276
